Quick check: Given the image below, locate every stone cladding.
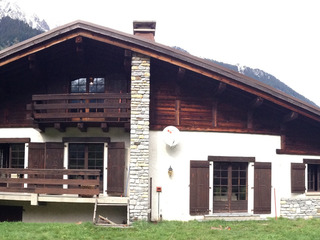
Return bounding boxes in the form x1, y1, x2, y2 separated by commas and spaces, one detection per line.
129, 53, 150, 221
280, 198, 320, 219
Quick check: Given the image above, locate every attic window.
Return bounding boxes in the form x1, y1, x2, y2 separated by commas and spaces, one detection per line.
71, 78, 105, 93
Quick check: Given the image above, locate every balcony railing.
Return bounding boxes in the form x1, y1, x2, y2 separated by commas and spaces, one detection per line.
27, 93, 130, 123
0, 168, 100, 196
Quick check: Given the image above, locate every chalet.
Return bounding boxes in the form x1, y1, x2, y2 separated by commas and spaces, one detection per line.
0, 20, 320, 224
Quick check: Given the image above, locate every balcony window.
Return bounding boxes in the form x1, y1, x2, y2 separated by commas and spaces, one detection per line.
71, 78, 105, 93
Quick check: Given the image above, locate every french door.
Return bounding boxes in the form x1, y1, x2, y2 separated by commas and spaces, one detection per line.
68, 143, 104, 191
213, 162, 248, 213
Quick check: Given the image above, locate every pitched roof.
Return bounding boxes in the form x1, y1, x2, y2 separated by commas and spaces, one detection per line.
1, 20, 320, 122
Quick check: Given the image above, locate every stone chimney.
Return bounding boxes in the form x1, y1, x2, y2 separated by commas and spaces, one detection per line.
133, 21, 156, 41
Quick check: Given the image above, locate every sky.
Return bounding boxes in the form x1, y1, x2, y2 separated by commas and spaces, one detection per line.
13, 0, 320, 106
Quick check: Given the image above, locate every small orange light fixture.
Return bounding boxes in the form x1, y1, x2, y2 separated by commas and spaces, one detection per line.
168, 166, 173, 177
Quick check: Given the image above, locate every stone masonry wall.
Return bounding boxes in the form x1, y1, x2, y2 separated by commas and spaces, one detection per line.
280, 198, 320, 219
129, 53, 150, 221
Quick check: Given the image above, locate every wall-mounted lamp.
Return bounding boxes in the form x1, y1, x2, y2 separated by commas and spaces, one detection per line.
89, 77, 94, 85
168, 166, 173, 177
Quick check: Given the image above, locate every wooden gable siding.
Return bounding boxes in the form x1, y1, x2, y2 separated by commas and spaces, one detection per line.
150, 59, 283, 134
277, 120, 320, 155
0, 36, 129, 129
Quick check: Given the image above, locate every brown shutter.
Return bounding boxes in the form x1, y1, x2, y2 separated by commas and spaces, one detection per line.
291, 163, 305, 193
45, 143, 64, 187
45, 142, 64, 169
254, 162, 271, 214
107, 142, 125, 195
28, 143, 45, 169
190, 161, 210, 215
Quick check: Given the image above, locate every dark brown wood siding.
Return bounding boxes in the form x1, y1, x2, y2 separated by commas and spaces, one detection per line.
190, 161, 210, 215
107, 142, 125, 195
278, 120, 320, 155
254, 162, 271, 214
291, 163, 306, 193
150, 59, 284, 135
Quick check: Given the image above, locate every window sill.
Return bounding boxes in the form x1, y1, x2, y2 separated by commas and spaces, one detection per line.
306, 192, 320, 196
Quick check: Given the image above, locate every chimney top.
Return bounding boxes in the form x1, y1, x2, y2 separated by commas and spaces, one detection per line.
133, 21, 156, 41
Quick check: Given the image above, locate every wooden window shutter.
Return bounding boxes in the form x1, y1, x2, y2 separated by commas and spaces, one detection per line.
45, 142, 64, 169
28, 143, 45, 169
190, 161, 210, 216
107, 142, 125, 195
291, 163, 305, 193
254, 162, 272, 214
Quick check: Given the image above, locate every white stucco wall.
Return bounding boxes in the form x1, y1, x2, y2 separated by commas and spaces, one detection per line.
149, 130, 320, 221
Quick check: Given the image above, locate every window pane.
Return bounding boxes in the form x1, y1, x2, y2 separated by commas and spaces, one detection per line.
10, 144, 24, 168
89, 78, 105, 93
71, 78, 87, 93
68, 144, 85, 169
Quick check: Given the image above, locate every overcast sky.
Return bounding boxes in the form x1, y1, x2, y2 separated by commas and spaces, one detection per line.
14, 0, 320, 106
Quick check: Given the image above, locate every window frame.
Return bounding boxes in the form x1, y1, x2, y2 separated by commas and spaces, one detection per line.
303, 159, 320, 192
0, 142, 26, 169
70, 77, 106, 94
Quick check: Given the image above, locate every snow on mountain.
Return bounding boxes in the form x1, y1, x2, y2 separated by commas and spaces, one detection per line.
0, 0, 49, 31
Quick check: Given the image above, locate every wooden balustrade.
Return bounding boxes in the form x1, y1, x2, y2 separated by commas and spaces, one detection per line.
27, 93, 131, 123
0, 168, 100, 196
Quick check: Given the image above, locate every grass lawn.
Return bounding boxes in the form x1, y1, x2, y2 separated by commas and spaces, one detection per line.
0, 218, 319, 240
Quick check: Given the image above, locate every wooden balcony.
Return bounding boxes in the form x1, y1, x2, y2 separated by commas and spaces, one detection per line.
0, 168, 100, 196
27, 93, 131, 131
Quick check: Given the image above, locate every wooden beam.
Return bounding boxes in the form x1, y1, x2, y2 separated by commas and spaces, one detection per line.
101, 122, 109, 132
247, 110, 254, 129
124, 49, 131, 73
77, 122, 87, 132
124, 122, 130, 132
54, 123, 66, 132
177, 67, 186, 82
212, 100, 218, 127
175, 100, 181, 126
250, 96, 264, 109
28, 54, 37, 71
247, 97, 264, 129
213, 82, 226, 97
75, 36, 83, 53
283, 111, 299, 123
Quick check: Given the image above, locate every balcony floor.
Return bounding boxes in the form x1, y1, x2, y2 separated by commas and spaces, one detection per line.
0, 192, 128, 206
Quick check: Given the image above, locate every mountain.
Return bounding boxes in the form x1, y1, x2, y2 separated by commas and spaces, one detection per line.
0, 16, 43, 49
0, 0, 49, 31
0, 0, 49, 50
172, 46, 316, 106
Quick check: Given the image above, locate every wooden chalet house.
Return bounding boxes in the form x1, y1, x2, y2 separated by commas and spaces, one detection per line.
1, 20, 320, 223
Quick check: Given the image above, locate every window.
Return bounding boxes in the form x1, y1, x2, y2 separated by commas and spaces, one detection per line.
207, 156, 254, 213
0, 144, 25, 168
308, 164, 320, 191
68, 143, 104, 191
294, 159, 320, 193
70, 78, 105, 113
213, 162, 247, 202
70, 77, 105, 93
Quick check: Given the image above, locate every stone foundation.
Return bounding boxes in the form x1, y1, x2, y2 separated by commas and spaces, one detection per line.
129, 53, 150, 221
280, 198, 320, 219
